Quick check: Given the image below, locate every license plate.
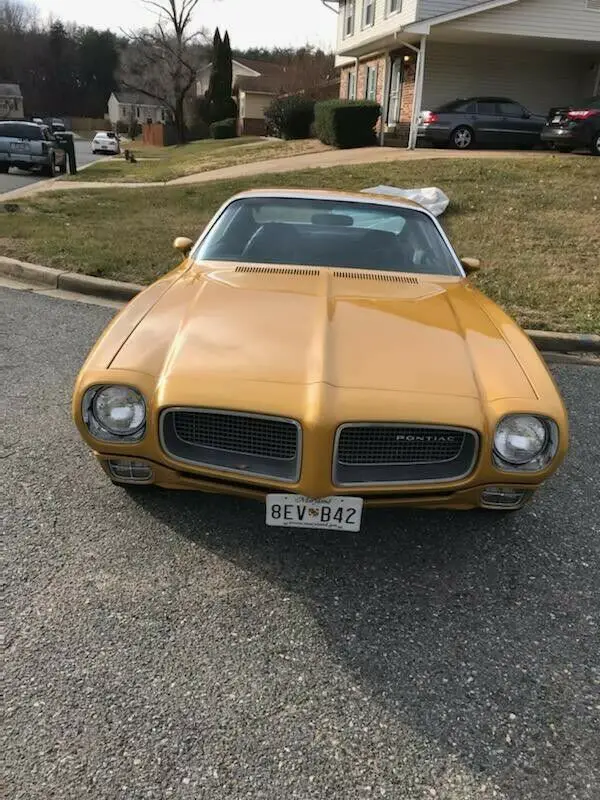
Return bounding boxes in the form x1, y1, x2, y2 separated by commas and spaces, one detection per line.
10, 142, 29, 153
266, 494, 363, 532
552, 115, 562, 123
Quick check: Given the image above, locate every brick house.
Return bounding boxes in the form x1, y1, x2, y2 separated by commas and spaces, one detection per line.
332, 0, 600, 146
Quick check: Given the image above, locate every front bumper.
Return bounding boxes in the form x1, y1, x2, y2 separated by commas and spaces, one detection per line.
95, 453, 541, 510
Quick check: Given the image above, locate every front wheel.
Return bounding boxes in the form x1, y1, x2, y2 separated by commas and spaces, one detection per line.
450, 126, 474, 150
592, 133, 600, 156
0, 163, 8, 174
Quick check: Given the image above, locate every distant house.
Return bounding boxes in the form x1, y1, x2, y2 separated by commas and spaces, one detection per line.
197, 57, 339, 136
0, 83, 24, 120
107, 90, 169, 126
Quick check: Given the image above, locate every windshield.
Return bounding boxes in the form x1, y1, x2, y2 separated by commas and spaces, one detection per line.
194, 197, 461, 276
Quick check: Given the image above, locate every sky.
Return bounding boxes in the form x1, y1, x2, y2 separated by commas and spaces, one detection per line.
32, 0, 338, 51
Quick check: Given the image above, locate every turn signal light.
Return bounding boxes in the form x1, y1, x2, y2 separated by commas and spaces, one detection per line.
421, 111, 439, 123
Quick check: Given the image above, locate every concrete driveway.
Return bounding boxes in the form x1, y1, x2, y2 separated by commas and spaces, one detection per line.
3, 286, 599, 800
0, 139, 105, 196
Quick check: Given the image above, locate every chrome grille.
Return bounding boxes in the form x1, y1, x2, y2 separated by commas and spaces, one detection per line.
337, 426, 465, 465
334, 424, 479, 486
160, 409, 301, 482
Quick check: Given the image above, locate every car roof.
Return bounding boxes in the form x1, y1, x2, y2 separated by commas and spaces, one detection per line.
0, 120, 41, 129
227, 188, 424, 212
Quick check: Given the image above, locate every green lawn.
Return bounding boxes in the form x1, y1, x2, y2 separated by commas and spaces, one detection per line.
67, 137, 329, 183
2, 156, 599, 333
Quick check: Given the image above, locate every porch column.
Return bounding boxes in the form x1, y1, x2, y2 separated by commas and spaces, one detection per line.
379, 52, 392, 146
407, 35, 427, 150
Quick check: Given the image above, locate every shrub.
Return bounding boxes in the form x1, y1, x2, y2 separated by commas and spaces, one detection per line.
314, 100, 381, 149
264, 95, 316, 140
210, 118, 238, 139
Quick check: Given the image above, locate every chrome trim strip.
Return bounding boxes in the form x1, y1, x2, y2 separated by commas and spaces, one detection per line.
159, 407, 303, 484
332, 422, 480, 487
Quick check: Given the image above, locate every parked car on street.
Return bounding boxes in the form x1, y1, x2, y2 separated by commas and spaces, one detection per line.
73, 188, 568, 528
92, 130, 120, 155
540, 96, 600, 155
417, 96, 546, 149
0, 120, 67, 175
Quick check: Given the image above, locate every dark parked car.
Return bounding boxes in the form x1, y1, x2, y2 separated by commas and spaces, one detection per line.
540, 96, 600, 156
0, 121, 67, 175
417, 96, 546, 149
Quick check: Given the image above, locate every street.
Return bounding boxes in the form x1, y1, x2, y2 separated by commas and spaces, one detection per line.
2, 286, 599, 800
0, 139, 105, 195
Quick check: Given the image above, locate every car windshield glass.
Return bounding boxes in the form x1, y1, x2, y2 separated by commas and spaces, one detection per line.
194, 197, 461, 276
0, 123, 43, 140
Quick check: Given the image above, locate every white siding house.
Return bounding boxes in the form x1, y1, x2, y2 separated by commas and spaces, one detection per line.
333, 0, 600, 146
107, 91, 169, 126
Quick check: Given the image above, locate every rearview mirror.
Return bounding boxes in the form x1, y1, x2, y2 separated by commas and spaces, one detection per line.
173, 236, 193, 255
460, 257, 481, 275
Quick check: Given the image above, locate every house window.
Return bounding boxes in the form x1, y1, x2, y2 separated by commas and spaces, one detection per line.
161, 108, 166, 122
343, 1, 355, 37
136, 106, 140, 118
347, 70, 357, 100
387, 0, 402, 14
121, 106, 128, 118
365, 65, 378, 101
362, 0, 376, 28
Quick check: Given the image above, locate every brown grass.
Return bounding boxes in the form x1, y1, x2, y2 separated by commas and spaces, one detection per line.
2, 155, 598, 333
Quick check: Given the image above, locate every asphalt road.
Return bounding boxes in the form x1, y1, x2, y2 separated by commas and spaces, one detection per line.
0, 140, 104, 195
3, 286, 599, 800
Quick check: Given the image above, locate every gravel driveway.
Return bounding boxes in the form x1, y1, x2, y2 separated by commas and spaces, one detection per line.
2, 287, 599, 800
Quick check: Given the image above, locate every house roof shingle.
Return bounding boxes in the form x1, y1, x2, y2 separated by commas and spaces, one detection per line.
113, 90, 164, 107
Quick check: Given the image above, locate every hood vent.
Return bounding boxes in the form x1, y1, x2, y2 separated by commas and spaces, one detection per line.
333, 270, 419, 284
235, 265, 320, 277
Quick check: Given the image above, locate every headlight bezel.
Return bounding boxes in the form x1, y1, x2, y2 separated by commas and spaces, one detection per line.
82, 384, 147, 443
493, 413, 559, 473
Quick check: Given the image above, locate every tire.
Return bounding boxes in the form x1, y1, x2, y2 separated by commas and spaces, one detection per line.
450, 125, 474, 150
0, 163, 8, 174
58, 160, 67, 174
43, 155, 55, 177
592, 132, 600, 157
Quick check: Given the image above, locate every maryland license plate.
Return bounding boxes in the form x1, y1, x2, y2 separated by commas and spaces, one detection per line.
266, 495, 363, 532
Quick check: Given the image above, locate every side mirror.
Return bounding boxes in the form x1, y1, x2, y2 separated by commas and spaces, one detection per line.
522, 111, 531, 119
460, 257, 481, 275
173, 236, 193, 255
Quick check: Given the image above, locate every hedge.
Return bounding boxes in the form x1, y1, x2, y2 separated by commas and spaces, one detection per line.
314, 100, 381, 149
209, 118, 238, 139
264, 94, 316, 140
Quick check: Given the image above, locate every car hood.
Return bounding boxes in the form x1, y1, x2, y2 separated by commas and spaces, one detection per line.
109, 263, 536, 403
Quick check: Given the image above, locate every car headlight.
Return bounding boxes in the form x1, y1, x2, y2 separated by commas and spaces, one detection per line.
493, 414, 558, 472
82, 385, 146, 442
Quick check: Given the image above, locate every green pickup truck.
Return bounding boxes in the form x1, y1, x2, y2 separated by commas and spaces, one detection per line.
0, 120, 67, 176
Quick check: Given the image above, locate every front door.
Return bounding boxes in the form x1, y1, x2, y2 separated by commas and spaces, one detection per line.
387, 60, 403, 125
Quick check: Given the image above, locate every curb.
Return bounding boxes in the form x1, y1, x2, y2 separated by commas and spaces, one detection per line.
1, 257, 599, 354
0, 257, 143, 303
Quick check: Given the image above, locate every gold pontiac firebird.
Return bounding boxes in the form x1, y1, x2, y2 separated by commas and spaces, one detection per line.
73, 189, 569, 531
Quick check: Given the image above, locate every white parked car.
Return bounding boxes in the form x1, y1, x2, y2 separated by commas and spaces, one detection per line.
92, 131, 120, 155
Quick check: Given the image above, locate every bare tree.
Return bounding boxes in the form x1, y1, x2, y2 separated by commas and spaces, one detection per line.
120, 0, 211, 143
